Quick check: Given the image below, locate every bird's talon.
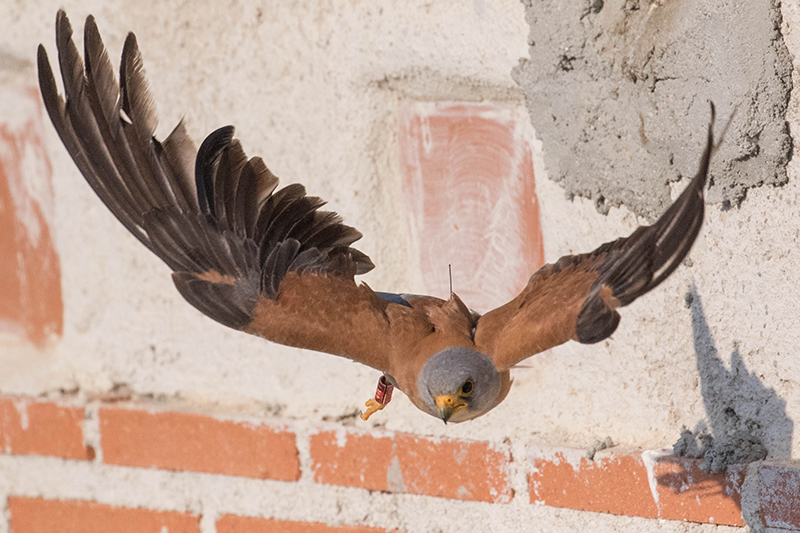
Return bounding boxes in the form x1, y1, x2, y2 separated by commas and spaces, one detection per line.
361, 398, 387, 420
361, 375, 394, 420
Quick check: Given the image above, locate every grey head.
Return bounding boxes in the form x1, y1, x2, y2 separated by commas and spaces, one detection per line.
417, 346, 504, 423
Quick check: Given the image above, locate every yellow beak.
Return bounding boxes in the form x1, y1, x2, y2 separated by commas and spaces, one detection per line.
435, 394, 467, 423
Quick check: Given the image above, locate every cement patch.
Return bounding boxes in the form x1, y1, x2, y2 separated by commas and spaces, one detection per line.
513, 0, 793, 218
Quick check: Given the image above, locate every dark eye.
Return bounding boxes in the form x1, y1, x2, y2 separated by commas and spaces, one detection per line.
460, 379, 474, 396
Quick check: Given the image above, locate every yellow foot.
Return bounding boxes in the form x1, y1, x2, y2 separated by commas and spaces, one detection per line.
361, 398, 387, 421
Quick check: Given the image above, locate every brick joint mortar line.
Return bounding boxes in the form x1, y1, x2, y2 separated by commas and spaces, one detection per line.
293, 422, 324, 486
0, 394, 798, 530
83, 401, 102, 464
199, 510, 218, 533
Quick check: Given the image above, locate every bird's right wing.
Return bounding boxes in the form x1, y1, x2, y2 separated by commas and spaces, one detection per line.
38, 11, 434, 375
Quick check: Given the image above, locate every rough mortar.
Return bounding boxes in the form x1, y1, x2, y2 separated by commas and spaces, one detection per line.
513, 0, 793, 218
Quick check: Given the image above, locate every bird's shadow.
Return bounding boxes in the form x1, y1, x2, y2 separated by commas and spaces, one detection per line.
655, 286, 793, 527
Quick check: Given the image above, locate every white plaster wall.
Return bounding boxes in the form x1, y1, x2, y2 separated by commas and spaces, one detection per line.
0, 1, 799, 531
0, 0, 535, 431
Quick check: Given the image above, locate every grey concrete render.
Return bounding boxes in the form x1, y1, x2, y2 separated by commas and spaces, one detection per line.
514, 0, 793, 218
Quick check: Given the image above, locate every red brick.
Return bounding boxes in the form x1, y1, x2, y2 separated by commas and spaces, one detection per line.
0, 85, 63, 346
399, 101, 543, 312
309, 431, 394, 491
8, 497, 200, 533
99, 408, 300, 480
394, 433, 512, 502
309, 429, 513, 503
760, 461, 800, 530
654, 455, 744, 526
529, 447, 657, 517
0, 397, 89, 460
217, 515, 393, 533
528, 446, 744, 526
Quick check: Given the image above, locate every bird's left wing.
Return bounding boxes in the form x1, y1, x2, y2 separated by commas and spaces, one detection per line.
475, 105, 717, 371
38, 11, 433, 375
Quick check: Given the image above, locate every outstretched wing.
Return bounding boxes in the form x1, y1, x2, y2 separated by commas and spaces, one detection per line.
38, 11, 433, 374
475, 105, 717, 371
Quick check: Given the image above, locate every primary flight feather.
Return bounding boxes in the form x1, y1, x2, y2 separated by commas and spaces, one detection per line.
39, 11, 718, 423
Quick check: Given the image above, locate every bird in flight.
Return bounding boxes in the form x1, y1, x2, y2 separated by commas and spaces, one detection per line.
38, 11, 719, 424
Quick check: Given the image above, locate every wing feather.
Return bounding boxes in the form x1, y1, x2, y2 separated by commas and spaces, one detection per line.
120, 33, 180, 209
476, 104, 718, 370
39, 36, 145, 245
218, 140, 248, 234
39, 11, 429, 374
160, 120, 200, 212
235, 157, 279, 239
84, 17, 158, 215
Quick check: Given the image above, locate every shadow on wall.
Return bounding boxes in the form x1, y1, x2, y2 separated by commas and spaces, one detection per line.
683, 286, 793, 468
659, 286, 793, 526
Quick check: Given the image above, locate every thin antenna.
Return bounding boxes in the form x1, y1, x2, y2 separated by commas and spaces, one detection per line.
449, 264, 453, 295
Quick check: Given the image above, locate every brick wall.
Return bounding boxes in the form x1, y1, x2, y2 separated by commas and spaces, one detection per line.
1, 396, 799, 532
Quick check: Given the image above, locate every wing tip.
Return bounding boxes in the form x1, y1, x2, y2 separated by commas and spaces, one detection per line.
55, 8, 73, 46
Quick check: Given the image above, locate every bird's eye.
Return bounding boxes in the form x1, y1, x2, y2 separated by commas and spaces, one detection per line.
460, 379, 474, 396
